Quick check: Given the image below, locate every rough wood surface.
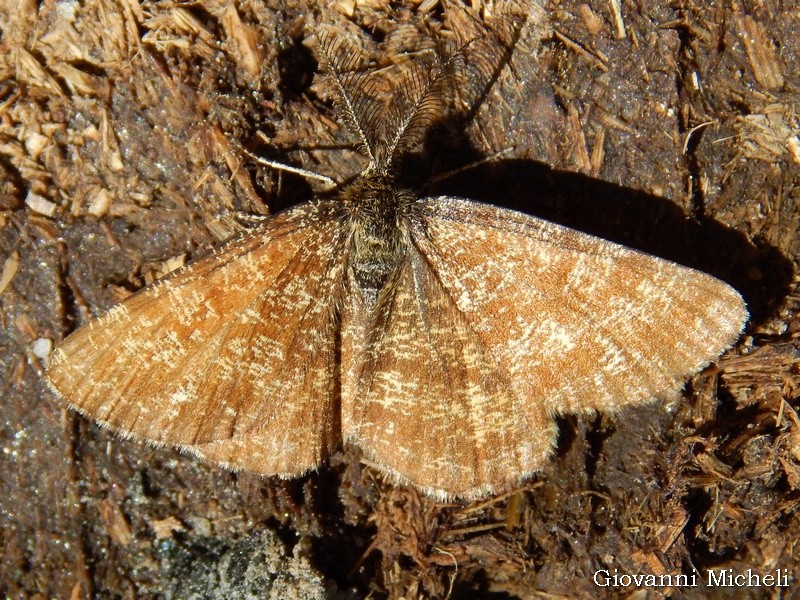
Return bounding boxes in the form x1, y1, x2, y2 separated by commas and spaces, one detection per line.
1, 0, 798, 598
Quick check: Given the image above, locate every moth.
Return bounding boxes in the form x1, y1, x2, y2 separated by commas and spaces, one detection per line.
46, 27, 748, 500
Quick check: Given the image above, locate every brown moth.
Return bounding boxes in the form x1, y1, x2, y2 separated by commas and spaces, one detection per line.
46, 27, 748, 501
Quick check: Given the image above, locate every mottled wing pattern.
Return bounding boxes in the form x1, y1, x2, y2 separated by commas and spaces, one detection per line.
413, 197, 748, 417
345, 248, 557, 499
47, 201, 347, 476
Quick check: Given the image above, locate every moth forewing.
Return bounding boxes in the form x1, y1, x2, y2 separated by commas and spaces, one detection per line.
412, 197, 748, 418
47, 202, 348, 477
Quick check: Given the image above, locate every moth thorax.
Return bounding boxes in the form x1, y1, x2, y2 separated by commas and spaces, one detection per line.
342, 172, 415, 305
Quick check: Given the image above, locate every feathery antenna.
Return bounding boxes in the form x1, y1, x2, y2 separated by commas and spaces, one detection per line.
316, 31, 382, 166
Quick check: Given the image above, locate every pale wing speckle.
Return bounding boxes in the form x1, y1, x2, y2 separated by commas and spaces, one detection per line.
344, 248, 557, 500
47, 201, 347, 476
414, 197, 748, 417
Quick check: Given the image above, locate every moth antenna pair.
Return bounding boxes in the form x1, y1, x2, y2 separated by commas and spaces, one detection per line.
315, 29, 470, 173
